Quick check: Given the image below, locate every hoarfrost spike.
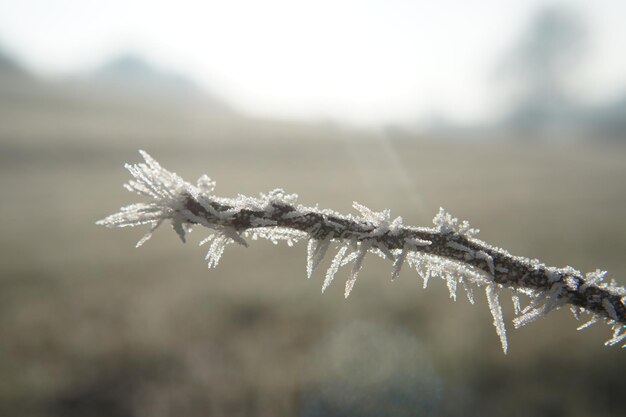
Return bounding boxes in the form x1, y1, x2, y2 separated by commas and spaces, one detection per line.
323, 245, 348, 293
344, 242, 371, 298
391, 247, 408, 281
486, 284, 508, 354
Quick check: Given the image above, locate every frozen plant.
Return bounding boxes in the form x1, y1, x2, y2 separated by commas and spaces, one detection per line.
97, 151, 626, 353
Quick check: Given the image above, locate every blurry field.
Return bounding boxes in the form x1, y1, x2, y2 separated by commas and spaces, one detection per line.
1, 77, 626, 417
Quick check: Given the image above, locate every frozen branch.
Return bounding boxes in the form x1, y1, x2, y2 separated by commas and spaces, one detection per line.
97, 151, 626, 353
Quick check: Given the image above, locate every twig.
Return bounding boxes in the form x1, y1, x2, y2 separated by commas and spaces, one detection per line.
97, 151, 626, 353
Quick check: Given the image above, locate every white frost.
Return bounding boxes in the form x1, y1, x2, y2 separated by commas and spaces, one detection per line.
582, 269, 608, 290
475, 250, 495, 276
486, 284, 508, 354
446, 241, 472, 253
344, 242, 371, 298
433, 207, 479, 238
322, 245, 348, 293
577, 316, 598, 331
205, 234, 229, 268
391, 247, 408, 281
306, 237, 331, 279
604, 324, 626, 347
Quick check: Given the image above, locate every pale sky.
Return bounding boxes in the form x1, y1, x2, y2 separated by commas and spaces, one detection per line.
1, 0, 625, 126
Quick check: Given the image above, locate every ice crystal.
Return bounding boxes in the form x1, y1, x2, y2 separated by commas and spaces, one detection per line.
344, 241, 371, 298
486, 284, 508, 354
577, 317, 598, 331
605, 325, 626, 346
307, 237, 332, 279
582, 269, 608, 290
323, 245, 348, 294
511, 292, 522, 315
204, 234, 229, 268
391, 247, 408, 281
433, 207, 479, 238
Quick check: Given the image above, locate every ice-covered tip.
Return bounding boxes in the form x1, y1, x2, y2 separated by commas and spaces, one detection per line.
96, 150, 196, 245
138, 149, 160, 168
486, 284, 508, 354
344, 242, 370, 298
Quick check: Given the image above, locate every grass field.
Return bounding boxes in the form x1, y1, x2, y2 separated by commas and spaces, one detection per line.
1, 76, 625, 417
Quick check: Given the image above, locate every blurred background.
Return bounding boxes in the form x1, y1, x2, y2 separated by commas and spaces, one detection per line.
1, 1, 625, 416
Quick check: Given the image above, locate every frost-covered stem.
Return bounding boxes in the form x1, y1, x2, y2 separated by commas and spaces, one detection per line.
97, 151, 626, 352
182, 193, 625, 326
